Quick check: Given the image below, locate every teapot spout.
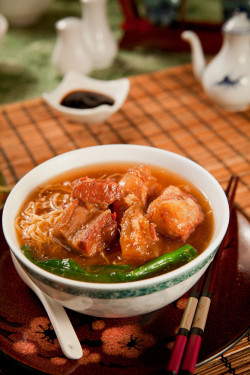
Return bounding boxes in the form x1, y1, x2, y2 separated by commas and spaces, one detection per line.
181, 31, 206, 81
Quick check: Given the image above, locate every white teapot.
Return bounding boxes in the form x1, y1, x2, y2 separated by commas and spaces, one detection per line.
52, 17, 93, 76
0, 14, 8, 46
80, 0, 118, 70
182, 9, 250, 111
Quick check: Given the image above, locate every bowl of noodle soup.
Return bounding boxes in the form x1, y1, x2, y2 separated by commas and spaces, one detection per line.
2, 145, 229, 318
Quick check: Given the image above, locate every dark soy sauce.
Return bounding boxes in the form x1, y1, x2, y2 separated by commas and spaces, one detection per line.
60, 90, 115, 109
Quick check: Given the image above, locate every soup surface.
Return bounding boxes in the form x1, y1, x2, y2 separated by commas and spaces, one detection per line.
16, 162, 214, 280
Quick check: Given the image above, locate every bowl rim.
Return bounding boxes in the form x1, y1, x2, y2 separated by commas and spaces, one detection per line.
2, 144, 230, 291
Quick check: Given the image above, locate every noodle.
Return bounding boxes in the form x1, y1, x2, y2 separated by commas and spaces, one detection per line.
15, 182, 72, 257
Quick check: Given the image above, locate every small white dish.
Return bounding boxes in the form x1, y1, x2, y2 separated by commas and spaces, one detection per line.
42, 71, 130, 123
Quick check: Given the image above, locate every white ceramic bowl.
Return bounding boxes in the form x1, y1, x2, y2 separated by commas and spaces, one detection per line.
0, 0, 53, 27
2, 145, 229, 318
42, 71, 130, 124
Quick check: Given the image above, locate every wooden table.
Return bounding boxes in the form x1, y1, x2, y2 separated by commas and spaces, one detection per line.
0, 64, 249, 374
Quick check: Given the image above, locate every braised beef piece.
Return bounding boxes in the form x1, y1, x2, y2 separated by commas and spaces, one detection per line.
120, 205, 159, 264
52, 200, 117, 257
147, 185, 205, 242
52, 199, 93, 242
75, 210, 118, 257
112, 193, 142, 225
113, 165, 162, 224
72, 177, 123, 207
118, 165, 161, 210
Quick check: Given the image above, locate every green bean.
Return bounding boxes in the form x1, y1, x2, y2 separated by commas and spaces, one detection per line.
36, 259, 132, 282
34, 264, 125, 282
21, 244, 197, 283
121, 244, 197, 281
21, 245, 130, 282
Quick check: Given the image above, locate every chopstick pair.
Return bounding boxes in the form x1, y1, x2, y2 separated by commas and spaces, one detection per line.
166, 175, 239, 375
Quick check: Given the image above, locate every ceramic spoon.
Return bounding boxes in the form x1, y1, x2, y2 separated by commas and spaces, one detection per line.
12, 255, 83, 360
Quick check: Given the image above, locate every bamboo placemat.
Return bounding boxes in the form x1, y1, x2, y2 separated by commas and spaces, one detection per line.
195, 332, 250, 375
0, 64, 249, 374
0, 65, 249, 218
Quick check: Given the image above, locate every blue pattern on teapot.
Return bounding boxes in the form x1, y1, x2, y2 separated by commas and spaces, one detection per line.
182, 9, 250, 112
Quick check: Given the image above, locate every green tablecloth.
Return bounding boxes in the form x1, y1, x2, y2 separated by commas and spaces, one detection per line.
0, 0, 224, 105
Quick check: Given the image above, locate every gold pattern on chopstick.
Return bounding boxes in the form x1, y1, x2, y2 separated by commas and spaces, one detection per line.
180, 297, 199, 331
192, 296, 211, 331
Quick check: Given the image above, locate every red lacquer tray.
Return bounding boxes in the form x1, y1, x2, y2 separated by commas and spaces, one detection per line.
0, 208, 249, 375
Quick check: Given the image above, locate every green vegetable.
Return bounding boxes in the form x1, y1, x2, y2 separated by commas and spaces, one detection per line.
122, 244, 197, 281
21, 244, 35, 261
21, 244, 197, 283
21, 245, 131, 282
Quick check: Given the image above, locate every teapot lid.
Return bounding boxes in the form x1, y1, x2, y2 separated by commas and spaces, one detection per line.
223, 9, 250, 35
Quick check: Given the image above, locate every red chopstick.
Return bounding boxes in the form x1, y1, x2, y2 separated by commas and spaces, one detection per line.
166, 176, 238, 375
166, 273, 206, 374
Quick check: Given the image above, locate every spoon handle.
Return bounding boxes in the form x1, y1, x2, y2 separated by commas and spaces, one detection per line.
12, 256, 83, 359
35, 289, 83, 359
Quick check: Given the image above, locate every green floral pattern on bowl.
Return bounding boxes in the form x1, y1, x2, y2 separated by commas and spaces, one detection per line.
23, 252, 216, 299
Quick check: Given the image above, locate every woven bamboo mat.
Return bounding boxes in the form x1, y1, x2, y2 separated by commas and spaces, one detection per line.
195, 333, 250, 375
0, 65, 249, 218
0, 64, 249, 374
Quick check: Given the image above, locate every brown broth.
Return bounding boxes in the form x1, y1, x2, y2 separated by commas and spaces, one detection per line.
16, 162, 214, 270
